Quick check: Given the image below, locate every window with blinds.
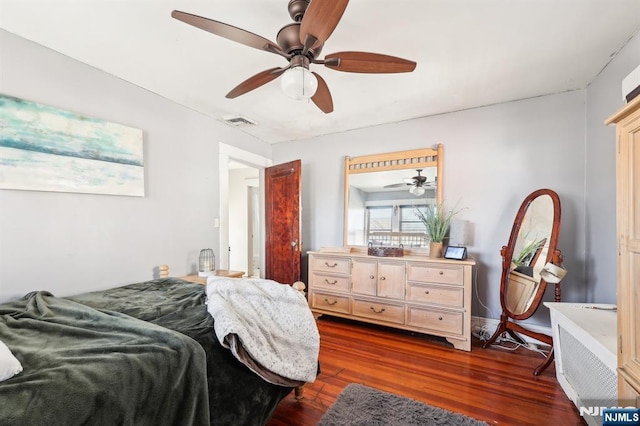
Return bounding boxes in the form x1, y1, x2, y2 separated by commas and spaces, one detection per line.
365, 205, 427, 247
367, 206, 393, 233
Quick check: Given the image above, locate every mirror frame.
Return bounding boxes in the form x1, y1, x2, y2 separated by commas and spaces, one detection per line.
500, 188, 562, 320
343, 145, 444, 249
483, 188, 563, 376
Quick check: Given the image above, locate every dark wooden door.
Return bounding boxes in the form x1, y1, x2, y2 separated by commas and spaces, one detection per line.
265, 160, 302, 284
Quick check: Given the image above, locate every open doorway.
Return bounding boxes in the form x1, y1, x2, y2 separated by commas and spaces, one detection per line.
218, 143, 272, 277
228, 162, 260, 277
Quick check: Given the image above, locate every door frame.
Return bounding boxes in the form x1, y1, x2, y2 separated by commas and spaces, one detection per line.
247, 185, 261, 277
219, 143, 272, 275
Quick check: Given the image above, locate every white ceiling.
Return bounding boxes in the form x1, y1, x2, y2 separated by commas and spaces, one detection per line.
349, 168, 437, 192
1, 0, 640, 144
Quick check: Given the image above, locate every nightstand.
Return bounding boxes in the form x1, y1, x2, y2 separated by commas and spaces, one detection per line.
180, 270, 245, 284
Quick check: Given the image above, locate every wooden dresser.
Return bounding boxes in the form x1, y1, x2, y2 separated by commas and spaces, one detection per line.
307, 250, 475, 351
605, 95, 640, 405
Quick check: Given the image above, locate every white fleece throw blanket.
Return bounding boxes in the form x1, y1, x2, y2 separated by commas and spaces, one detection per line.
206, 277, 320, 385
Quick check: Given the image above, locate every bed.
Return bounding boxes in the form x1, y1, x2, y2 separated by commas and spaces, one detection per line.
0, 272, 319, 426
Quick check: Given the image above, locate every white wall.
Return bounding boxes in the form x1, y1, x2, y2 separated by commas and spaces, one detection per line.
0, 30, 271, 302
585, 31, 640, 304
273, 90, 587, 326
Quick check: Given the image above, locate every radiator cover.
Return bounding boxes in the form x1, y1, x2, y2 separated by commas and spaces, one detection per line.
546, 302, 617, 426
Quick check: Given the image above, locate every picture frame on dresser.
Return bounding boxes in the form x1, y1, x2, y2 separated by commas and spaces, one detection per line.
444, 245, 467, 260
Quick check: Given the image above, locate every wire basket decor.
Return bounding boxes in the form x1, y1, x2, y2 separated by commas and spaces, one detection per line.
198, 248, 216, 277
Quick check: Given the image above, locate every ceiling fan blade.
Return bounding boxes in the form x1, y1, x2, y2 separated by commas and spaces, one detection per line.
311, 72, 333, 113
299, 0, 349, 50
226, 67, 288, 99
324, 51, 416, 73
384, 183, 406, 188
172, 10, 286, 57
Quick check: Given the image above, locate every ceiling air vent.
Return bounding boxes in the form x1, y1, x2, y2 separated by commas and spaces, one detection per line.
222, 115, 257, 127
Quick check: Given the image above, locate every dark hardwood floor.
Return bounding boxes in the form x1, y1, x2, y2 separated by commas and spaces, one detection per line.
268, 316, 586, 426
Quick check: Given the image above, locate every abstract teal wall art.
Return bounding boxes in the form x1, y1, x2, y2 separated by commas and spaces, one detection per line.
0, 94, 144, 196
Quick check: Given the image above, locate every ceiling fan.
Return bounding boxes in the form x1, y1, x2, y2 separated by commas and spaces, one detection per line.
385, 169, 434, 188
171, 0, 416, 113
384, 169, 435, 196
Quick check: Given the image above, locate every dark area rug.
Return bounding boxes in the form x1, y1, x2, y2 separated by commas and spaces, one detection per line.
318, 383, 488, 426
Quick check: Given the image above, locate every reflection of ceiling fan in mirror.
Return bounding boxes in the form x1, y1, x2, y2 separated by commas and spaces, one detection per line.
171, 0, 416, 113
384, 169, 436, 196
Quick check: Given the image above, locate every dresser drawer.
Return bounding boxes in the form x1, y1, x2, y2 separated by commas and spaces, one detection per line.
406, 305, 463, 335
310, 255, 351, 275
311, 273, 351, 291
406, 283, 464, 308
352, 298, 404, 324
406, 263, 464, 286
310, 291, 351, 314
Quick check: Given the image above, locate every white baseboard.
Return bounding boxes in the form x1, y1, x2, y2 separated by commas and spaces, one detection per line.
472, 315, 552, 347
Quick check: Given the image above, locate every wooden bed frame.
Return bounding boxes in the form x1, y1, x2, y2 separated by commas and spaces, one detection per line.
159, 265, 309, 400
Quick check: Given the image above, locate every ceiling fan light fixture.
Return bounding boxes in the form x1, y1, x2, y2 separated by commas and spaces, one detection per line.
281, 66, 318, 100
409, 185, 425, 196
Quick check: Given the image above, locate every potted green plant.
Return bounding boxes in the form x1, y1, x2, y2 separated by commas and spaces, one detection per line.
414, 202, 461, 258
512, 235, 547, 276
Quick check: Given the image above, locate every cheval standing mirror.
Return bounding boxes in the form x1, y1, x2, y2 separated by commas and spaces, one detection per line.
483, 188, 563, 375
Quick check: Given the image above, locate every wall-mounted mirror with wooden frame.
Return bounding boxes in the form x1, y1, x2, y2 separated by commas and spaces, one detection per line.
343, 145, 443, 251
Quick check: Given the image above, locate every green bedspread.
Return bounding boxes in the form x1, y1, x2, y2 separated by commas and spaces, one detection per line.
68, 278, 293, 426
0, 290, 210, 426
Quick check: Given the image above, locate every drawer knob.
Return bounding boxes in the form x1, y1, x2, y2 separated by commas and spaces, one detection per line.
324, 298, 338, 306
325, 279, 338, 285
438, 316, 443, 321
439, 271, 444, 275
369, 275, 375, 279
325, 262, 338, 268
380, 276, 386, 281
424, 290, 430, 295
370, 306, 386, 314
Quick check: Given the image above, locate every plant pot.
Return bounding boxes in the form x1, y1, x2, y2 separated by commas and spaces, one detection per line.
429, 242, 443, 258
